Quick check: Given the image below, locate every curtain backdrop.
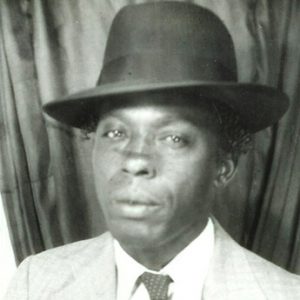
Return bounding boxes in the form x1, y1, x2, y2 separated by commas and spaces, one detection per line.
1, 0, 299, 273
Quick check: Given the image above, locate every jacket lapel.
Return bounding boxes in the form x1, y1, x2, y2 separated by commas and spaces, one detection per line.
53, 233, 116, 300
203, 219, 266, 300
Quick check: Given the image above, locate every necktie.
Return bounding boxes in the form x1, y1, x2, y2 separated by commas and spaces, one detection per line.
138, 271, 173, 300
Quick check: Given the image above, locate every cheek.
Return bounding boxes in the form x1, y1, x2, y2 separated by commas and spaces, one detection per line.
163, 154, 217, 199
92, 144, 117, 188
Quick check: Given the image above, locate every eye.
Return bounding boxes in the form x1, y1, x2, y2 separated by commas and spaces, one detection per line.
165, 135, 182, 143
163, 134, 188, 148
103, 129, 125, 139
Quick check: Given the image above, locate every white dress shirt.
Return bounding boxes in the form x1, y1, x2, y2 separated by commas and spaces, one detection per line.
114, 218, 215, 300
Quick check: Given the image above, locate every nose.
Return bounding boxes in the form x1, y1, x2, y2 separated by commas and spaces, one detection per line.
122, 154, 155, 178
121, 135, 156, 178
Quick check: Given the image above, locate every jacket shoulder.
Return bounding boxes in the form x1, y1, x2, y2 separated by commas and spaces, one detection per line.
207, 220, 300, 299
34, 231, 112, 260
242, 245, 300, 292
29, 231, 113, 277
214, 223, 300, 300
4, 232, 113, 300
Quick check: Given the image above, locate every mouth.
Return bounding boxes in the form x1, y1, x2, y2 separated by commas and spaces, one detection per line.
111, 197, 161, 219
116, 198, 158, 206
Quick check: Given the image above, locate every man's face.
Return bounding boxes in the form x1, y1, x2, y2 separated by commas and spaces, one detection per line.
92, 99, 223, 249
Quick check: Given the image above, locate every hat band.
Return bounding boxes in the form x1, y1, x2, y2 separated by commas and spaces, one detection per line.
98, 53, 237, 86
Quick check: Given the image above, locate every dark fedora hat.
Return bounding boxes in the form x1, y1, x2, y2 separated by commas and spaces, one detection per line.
43, 1, 288, 132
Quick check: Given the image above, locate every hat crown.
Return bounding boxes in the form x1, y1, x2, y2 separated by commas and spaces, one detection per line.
99, 2, 237, 85
43, 1, 288, 132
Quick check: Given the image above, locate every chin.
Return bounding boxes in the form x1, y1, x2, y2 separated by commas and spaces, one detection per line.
108, 219, 163, 249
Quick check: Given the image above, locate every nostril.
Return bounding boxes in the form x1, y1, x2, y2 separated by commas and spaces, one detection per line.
135, 169, 149, 176
122, 167, 150, 176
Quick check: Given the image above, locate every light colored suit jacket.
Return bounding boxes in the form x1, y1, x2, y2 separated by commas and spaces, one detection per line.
4, 221, 300, 299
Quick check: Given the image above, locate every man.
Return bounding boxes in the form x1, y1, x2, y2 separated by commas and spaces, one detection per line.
5, 2, 300, 299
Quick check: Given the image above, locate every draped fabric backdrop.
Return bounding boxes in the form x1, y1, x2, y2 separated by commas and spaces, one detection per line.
0, 0, 300, 273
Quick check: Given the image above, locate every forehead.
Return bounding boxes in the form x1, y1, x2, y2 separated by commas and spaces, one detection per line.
97, 93, 219, 128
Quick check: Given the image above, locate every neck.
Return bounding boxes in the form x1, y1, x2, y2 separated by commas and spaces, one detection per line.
119, 218, 208, 271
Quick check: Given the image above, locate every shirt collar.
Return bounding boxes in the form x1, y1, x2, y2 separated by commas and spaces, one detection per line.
114, 218, 214, 300
114, 238, 149, 300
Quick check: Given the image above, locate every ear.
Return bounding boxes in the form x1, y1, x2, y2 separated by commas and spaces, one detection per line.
214, 156, 237, 188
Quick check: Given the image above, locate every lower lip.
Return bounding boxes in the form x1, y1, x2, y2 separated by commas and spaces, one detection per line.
112, 200, 160, 218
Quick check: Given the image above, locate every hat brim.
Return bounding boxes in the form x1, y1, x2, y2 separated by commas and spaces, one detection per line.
43, 80, 289, 133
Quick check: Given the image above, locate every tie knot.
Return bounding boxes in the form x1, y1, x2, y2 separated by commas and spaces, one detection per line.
139, 272, 173, 300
